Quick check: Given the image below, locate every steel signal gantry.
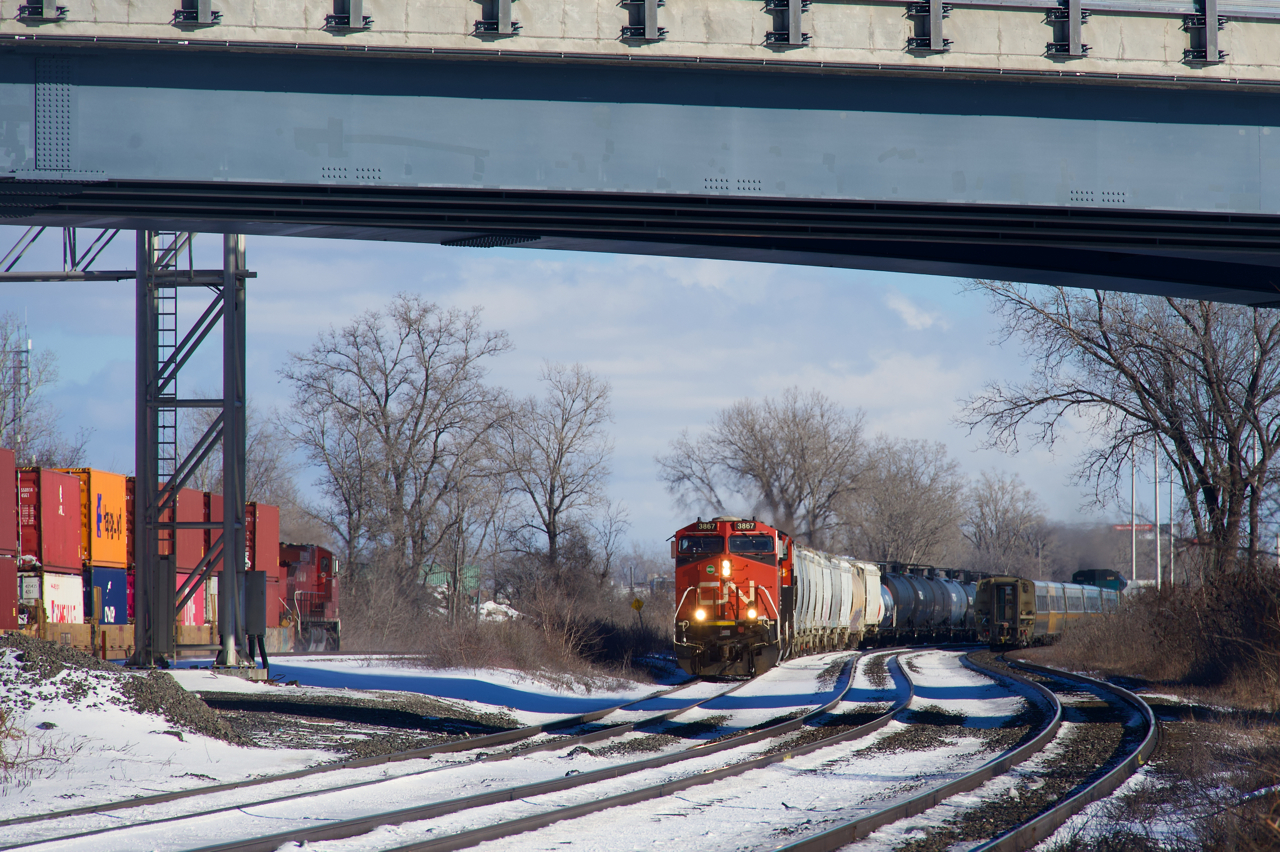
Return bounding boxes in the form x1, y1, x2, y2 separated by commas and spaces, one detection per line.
0, 227, 255, 669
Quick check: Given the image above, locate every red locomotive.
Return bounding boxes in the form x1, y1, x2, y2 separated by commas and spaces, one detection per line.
673, 516, 790, 677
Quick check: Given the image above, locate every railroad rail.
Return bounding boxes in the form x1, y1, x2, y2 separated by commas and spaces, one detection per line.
178, 653, 891, 852
970, 658, 1160, 851
0, 676, 734, 840
6, 653, 868, 852
768, 652, 1157, 852
10, 652, 898, 852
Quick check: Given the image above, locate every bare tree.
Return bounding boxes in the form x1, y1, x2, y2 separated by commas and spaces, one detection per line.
501, 362, 614, 573
961, 470, 1050, 576
656, 387, 867, 546
182, 400, 299, 503
841, 438, 967, 565
179, 399, 317, 540
280, 294, 512, 586
960, 283, 1280, 574
0, 312, 89, 467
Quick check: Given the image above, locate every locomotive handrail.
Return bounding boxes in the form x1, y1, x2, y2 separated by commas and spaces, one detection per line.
0, 676, 705, 831
967, 658, 1160, 851
766, 650, 1063, 852
179, 653, 883, 852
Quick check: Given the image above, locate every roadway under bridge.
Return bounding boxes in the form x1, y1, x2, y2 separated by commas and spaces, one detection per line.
3, 0, 1280, 303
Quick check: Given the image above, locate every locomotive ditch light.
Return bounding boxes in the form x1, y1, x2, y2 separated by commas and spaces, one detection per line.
695, 608, 707, 621
747, 608, 758, 619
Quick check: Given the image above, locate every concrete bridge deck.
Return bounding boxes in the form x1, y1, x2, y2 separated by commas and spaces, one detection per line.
3, 2, 1280, 304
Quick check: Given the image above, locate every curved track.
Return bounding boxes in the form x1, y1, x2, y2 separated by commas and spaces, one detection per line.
0, 676, 739, 846
766, 651, 1157, 852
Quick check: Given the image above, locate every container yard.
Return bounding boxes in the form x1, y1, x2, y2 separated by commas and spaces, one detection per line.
0, 447, 340, 659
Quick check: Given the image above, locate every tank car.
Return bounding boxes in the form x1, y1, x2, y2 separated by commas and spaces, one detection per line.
875, 566, 976, 643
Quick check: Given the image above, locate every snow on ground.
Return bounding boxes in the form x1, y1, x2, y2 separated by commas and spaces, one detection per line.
3, 648, 1050, 852
18, 653, 854, 852
173, 655, 664, 727
903, 650, 1028, 727
0, 648, 333, 822
285, 650, 1034, 852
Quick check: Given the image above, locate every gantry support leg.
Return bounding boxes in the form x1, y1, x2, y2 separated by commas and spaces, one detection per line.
129, 231, 251, 669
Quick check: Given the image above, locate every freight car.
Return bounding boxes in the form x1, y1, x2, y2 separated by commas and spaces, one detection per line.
875, 565, 979, 644
280, 543, 341, 652
974, 575, 1121, 647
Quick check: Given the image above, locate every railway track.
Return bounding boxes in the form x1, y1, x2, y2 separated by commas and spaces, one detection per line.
8, 649, 1158, 852
767, 651, 1158, 852
5, 652, 877, 852
0, 675, 740, 845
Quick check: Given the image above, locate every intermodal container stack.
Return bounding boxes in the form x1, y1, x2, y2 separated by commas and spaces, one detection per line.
57, 469, 128, 569
0, 443, 334, 654
0, 449, 16, 631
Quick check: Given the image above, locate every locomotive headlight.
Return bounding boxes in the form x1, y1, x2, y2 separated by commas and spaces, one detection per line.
694, 608, 707, 621
747, 608, 758, 620
721, 560, 732, 576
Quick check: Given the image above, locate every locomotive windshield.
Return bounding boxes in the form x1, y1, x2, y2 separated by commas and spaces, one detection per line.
728, 534, 777, 565
728, 534, 774, 553
679, 535, 723, 555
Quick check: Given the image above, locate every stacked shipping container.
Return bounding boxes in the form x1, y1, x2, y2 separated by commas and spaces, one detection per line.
0, 449, 16, 631
0, 450, 339, 655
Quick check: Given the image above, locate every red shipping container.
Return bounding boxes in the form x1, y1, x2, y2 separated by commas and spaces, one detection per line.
18, 469, 82, 572
175, 572, 207, 626
0, 449, 16, 556
246, 503, 282, 628
158, 487, 204, 571
245, 503, 279, 575
0, 555, 17, 630
204, 492, 223, 573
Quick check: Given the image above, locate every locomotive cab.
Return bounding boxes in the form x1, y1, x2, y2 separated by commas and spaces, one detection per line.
672, 517, 785, 677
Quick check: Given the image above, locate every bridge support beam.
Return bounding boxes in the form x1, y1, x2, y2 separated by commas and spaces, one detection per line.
129, 231, 251, 669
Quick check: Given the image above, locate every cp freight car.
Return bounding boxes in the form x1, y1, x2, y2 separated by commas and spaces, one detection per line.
975, 575, 1121, 647
672, 516, 883, 677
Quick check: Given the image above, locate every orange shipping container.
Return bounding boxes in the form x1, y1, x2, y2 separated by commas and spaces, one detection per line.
57, 469, 128, 568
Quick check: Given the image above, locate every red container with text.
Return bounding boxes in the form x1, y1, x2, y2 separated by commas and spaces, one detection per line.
18, 469, 82, 572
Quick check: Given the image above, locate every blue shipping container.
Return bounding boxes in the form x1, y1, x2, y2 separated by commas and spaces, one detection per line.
85, 567, 128, 625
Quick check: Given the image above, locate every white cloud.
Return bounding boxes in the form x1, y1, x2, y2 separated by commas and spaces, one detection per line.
884, 289, 947, 331
3, 226, 1115, 551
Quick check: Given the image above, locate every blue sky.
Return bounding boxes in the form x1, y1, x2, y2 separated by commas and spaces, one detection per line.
2, 227, 1120, 556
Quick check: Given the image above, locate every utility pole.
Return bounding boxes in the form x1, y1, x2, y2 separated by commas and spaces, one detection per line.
1170, 467, 1176, 587
1154, 441, 1161, 591
1131, 442, 1137, 582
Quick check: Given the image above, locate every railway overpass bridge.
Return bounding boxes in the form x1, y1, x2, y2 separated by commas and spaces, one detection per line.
5, 0, 1280, 665
1, 0, 1280, 303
